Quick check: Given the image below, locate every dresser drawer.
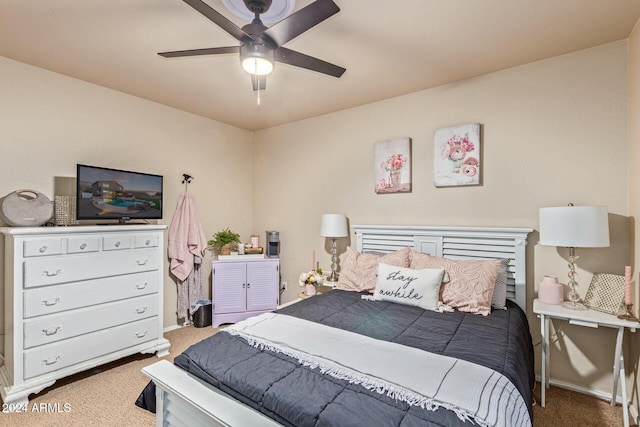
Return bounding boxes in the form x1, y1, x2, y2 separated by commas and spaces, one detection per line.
23, 239, 63, 258
24, 271, 158, 318
23, 294, 159, 348
67, 236, 100, 254
24, 317, 159, 379
134, 233, 159, 249
102, 234, 132, 251
23, 248, 159, 288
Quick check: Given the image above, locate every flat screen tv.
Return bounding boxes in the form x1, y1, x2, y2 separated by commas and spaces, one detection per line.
76, 164, 163, 223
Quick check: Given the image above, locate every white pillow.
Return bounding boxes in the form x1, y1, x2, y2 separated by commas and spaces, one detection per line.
374, 263, 445, 311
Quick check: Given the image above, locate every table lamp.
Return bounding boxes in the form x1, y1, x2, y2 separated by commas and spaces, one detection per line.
539, 204, 610, 310
320, 214, 348, 283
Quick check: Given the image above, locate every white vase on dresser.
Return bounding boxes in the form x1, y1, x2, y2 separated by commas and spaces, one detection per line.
0, 224, 170, 407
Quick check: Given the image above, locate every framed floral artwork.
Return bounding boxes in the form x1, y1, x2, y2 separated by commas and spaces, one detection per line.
375, 137, 411, 194
434, 123, 480, 187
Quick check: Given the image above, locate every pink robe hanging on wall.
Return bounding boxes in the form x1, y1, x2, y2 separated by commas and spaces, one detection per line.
168, 191, 208, 320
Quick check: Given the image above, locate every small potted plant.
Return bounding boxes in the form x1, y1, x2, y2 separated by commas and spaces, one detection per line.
208, 228, 241, 256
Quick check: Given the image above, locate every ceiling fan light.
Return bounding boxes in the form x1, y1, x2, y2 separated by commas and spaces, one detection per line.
240, 44, 274, 75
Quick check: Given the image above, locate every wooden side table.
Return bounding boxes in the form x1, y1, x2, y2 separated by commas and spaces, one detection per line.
533, 299, 639, 427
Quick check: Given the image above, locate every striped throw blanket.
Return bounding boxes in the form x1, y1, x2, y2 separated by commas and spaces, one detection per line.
224, 313, 531, 427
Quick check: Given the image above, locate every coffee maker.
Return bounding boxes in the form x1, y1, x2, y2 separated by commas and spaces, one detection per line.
266, 231, 280, 258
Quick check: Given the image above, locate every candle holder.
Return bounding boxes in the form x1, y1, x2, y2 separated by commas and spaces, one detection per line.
618, 304, 639, 321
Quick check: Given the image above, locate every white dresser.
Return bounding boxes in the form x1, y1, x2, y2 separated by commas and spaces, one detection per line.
0, 225, 170, 406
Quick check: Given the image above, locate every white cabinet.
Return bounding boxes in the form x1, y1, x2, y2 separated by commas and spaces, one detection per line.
212, 258, 279, 327
0, 225, 170, 406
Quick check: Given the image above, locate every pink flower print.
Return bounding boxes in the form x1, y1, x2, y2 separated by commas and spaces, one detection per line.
460, 164, 478, 176
448, 145, 466, 161
463, 157, 479, 166
439, 143, 451, 159
377, 179, 388, 191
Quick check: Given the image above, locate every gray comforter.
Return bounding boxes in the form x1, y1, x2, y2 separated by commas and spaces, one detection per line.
172, 290, 534, 426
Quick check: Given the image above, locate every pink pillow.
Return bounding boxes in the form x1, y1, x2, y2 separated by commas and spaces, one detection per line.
336, 247, 410, 292
410, 250, 500, 316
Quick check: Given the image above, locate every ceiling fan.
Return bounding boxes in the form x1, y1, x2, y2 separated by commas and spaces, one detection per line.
158, 0, 346, 91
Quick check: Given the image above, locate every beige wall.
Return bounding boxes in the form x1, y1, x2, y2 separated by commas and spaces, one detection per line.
0, 56, 255, 336
253, 41, 629, 396
628, 15, 640, 418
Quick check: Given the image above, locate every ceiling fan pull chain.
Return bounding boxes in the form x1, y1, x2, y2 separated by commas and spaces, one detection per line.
255, 74, 261, 105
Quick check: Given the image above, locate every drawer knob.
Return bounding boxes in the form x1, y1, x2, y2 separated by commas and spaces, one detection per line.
136, 306, 149, 314
145, 239, 150, 245
115, 241, 121, 247
43, 354, 61, 365
44, 268, 62, 277
137, 259, 148, 266
80, 243, 87, 250
39, 246, 47, 253
43, 297, 60, 306
135, 329, 149, 339
42, 326, 61, 336
136, 282, 148, 290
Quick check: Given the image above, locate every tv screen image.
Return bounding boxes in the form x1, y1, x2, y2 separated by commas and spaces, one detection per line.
76, 164, 163, 222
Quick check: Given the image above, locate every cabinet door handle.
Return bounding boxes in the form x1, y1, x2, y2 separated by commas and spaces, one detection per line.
135, 306, 148, 314
43, 297, 60, 306
44, 269, 62, 277
42, 326, 61, 336
43, 354, 61, 365
247, 283, 251, 288
242, 283, 246, 288
136, 282, 148, 290
79, 243, 87, 250
135, 329, 149, 338
136, 259, 148, 266
39, 245, 47, 253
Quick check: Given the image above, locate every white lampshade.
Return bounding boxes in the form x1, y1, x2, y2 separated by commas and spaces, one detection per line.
320, 214, 348, 238
539, 205, 610, 248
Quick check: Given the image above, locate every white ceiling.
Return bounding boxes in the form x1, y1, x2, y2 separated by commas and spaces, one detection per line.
1, 1, 639, 131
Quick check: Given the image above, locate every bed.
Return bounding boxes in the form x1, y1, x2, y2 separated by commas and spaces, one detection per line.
140, 225, 534, 426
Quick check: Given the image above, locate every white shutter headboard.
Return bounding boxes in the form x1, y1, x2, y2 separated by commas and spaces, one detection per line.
352, 225, 533, 311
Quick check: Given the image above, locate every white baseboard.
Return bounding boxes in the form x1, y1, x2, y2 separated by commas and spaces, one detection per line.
163, 321, 193, 333
536, 375, 623, 404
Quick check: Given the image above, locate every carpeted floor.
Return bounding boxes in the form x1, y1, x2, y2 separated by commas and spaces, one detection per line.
0, 325, 633, 426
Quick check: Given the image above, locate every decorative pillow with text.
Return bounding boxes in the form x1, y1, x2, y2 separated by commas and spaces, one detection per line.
373, 263, 445, 311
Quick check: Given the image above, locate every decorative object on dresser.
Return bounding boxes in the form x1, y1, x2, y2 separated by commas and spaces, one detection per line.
0, 189, 53, 227
211, 258, 280, 327
207, 227, 241, 256
320, 213, 348, 283
0, 225, 170, 407
539, 204, 610, 310
298, 267, 323, 296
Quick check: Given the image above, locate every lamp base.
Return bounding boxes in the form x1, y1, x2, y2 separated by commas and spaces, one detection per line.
618, 304, 639, 321
325, 272, 339, 283
562, 300, 587, 310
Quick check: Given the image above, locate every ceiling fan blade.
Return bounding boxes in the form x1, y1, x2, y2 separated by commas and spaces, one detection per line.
263, 0, 339, 47
251, 75, 267, 91
182, 0, 256, 43
275, 47, 345, 78
158, 46, 239, 58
